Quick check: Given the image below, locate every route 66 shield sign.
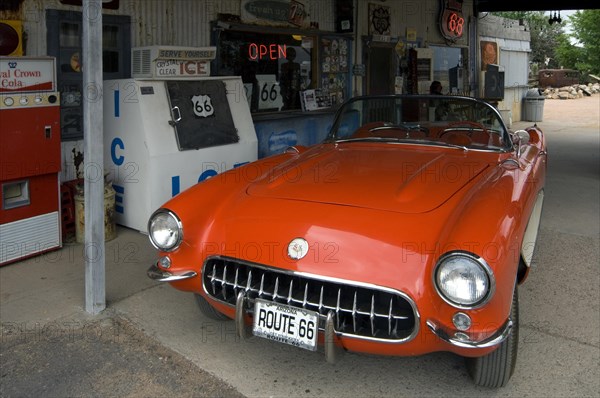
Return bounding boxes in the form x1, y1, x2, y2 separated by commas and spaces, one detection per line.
191, 94, 214, 118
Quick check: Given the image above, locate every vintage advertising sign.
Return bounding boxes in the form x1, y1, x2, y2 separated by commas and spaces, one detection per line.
368, 3, 391, 36
241, 0, 308, 27
480, 40, 498, 71
439, 0, 465, 42
153, 47, 215, 77
0, 57, 56, 93
132, 46, 216, 79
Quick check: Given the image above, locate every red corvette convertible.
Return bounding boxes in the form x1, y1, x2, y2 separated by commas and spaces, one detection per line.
147, 95, 547, 387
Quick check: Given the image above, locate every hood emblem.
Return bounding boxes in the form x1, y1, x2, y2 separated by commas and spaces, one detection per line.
288, 238, 309, 260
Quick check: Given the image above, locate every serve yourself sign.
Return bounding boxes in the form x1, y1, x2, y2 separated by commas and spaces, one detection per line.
0, 57, 56, 93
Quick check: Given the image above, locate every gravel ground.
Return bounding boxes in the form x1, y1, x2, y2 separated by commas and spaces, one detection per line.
0, 314, 244, 398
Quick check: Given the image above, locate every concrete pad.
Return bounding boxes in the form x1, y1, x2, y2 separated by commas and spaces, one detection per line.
0, 227, 158, 324
1, 95, 599, 396
115, 279, 599, 397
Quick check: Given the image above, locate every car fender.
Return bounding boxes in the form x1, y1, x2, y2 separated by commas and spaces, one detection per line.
432, 160, 542, 325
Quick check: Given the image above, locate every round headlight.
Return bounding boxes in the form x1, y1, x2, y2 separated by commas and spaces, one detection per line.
148, 210, 182, 252
434, 252, 494, 308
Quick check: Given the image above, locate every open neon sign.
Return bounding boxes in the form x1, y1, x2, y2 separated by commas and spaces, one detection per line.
248, 43, 288, 61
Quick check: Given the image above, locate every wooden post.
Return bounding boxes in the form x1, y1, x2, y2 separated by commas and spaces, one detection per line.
82, 0, 105, 314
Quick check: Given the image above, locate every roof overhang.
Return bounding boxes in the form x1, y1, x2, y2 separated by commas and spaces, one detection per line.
475, 0, 599, 13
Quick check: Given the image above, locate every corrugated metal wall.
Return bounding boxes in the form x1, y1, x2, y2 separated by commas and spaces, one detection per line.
129, 0, 335, 47
15, 1, 474, 55
15, 0, 336, 53
307, 0, 335, 32
130, 0, 240, 47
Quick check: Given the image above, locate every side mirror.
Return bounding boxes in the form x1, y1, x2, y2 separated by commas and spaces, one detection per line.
515, 129, 530, 145
511, 130, 531, 157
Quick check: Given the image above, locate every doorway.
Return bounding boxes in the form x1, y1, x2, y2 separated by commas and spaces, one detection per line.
363, 39, 396, 95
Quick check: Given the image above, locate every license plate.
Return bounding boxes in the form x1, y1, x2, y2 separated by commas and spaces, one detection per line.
253, 299, 319, 351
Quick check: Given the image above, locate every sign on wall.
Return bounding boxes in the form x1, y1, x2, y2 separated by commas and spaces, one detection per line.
480, 41, 498, 71
132, 46, 216, 79
0, 57, 56, 93
368, 3, 391, 36
241, 0, 309, 27
154, 60, 210, 77
439, 0, 465, 42
256, 74, 283, 110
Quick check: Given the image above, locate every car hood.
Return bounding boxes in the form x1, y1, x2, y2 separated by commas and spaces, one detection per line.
246, 143, 491, 214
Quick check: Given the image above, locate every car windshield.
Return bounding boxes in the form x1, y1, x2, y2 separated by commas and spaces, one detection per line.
327, 95, 510, 151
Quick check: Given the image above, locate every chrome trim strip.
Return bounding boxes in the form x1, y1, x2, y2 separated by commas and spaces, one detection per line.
432, 251, 496, 310
335, 139, 506, 153
201, 256, 421, 344
147, 264, 196, 282
426, 318, 513, 349
521, 190, 545, 267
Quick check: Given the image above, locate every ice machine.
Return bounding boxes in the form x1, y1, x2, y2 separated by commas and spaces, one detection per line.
104, 46, 258, 232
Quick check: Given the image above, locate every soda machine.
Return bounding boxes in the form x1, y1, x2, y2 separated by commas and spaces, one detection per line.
0, 57, 61, 265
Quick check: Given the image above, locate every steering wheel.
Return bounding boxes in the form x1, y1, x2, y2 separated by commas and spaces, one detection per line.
439, 120, 489, 138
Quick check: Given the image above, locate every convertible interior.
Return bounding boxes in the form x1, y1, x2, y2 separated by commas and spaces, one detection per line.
333, 95, 508, 150
350, 120, 504, 148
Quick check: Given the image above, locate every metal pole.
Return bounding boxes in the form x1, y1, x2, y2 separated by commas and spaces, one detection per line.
469, 15, 479, 97
82, 0, 105, 314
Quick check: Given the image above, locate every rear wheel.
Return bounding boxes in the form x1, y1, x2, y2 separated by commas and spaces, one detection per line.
465, 285, 519, 388
194, 293, 230, 321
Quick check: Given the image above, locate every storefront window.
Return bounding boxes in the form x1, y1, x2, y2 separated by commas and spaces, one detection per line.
215, 29, 315, 113
430, 46, 469, 95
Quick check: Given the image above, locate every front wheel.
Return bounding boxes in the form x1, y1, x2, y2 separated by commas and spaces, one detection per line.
465, 285, 519, 388
194, 293, 231, 321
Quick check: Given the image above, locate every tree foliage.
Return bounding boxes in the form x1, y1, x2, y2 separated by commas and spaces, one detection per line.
494, 10, 600, 77
555, 34, 583, 71
492, 11, 565, 69
560, 10, 600, 75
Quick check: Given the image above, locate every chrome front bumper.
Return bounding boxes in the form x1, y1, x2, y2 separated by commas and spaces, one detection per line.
234, 291, 345, 364
147, 264, 197, 282
426, 318, 513, 349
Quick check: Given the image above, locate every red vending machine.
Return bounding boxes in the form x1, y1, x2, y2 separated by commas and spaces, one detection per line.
0, 57, 61, 265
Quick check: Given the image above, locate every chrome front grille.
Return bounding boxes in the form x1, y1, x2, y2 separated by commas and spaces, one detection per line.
202, 257, 417, 342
